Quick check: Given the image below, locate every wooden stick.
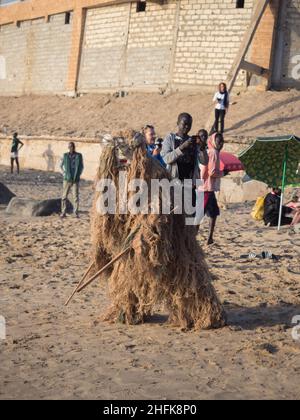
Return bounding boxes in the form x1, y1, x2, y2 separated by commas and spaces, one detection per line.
77, 247, 131, 293
64, 260, 94, 306
170, 206, 179, 214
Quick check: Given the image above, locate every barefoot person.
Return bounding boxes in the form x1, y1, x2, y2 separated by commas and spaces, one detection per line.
60, 142, 84, 219
10, 133, 24, 174
200, 133, 224, 245
213, 83, 229, 134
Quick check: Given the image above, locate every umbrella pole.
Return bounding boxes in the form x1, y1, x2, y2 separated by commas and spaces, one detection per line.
278, 146, 288, 231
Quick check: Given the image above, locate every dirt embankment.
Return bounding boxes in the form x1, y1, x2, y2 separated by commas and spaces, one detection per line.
0, 89, 300, 140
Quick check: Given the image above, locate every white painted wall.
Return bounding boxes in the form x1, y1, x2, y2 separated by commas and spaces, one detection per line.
0, 136, 104, 180
0, 135, 267, 204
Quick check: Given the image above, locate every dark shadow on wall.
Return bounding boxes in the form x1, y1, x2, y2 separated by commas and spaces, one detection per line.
227, 302, 300, 330
273, 1, 300, 89
42, 144, 55, 172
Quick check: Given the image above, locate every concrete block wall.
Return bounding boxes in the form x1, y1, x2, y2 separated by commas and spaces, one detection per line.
172, 0, 254, 88
1, 0, 300, 94
277, 0, 300, 88
0, 13, 73, 95
124, 1, 177, 88
78, 0, 254, 92
79, 1, 178, 91
0, 22, 27, 94
78, 4, 130, 90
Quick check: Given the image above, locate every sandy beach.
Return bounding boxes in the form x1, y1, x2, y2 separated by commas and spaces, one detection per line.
1, 0, 300, 402
1, 165, 300, 400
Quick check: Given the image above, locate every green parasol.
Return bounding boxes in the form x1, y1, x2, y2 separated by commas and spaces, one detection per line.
239, 135, 300, 230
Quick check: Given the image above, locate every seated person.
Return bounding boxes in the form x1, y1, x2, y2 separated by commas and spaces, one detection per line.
264, 188, 294, 227
287, 192, 300, 227
291, 211, 300, 227
286, 191, 300, 209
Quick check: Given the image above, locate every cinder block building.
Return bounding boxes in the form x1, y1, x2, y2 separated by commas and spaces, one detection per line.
0, 0, 299, 96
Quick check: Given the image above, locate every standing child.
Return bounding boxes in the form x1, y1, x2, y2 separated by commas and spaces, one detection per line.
10, 132, 24, 174
200, 133, 224, 245
213, 83, 229, 134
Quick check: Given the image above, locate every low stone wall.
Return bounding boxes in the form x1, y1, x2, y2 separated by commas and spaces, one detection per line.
0, 136, 103, 180
0, 134, 267, 203
217, 178, 268, 205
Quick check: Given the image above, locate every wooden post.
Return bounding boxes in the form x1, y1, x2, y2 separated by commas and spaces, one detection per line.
240, 60, 270, 76
64, 261, 94, 306
249, 0, 280, 90
205, 0, 271, 133
66, 6, 86, 95
225, 0, 271, 92
77, 247, 131, 293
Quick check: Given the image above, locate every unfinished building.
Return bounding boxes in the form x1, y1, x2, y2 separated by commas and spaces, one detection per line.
0, 0, 299, 95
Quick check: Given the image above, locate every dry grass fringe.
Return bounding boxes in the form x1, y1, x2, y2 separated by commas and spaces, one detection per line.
90, 139, 226, 330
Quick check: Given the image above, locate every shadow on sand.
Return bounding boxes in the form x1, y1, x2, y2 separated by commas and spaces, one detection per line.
226, 302, 300, 330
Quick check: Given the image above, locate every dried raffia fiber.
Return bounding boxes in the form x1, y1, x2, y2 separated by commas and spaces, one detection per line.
90, 135, 226, 330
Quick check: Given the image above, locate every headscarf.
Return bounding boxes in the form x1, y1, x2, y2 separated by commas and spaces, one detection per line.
208, 133, 217, 149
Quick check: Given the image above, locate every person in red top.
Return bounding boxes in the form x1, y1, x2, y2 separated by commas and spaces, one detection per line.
200, 133, 224, 245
